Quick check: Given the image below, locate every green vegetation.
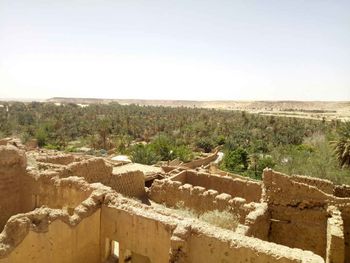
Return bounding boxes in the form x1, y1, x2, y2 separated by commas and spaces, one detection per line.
0, 101, 349, 184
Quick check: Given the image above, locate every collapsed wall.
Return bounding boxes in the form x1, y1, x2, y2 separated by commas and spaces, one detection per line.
0, 183, 106, 263
263, 169, 350, 261
101, 195, 323, 263
48, 157, 146, 198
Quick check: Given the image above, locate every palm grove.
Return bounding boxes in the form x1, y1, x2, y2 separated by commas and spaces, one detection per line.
0, 102, 349, 184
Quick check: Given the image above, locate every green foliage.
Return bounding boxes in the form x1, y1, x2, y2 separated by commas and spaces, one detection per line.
44, 144, 60, 150
221, 148, 248, 173
173, 145, 194, 162
151, 134, 175, 161
215, 135, 226, 146
332, 122, 350, 169
35, 127, 48, 147
1, 101, 349, 184
196, 137, 215, 153
272, 136, 350, 184
130, 144, 160, 165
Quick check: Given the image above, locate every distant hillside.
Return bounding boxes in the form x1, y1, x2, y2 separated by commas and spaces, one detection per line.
45, 97, 350, 121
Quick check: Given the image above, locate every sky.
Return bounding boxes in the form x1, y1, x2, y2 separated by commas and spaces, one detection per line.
0, 0, 349, 101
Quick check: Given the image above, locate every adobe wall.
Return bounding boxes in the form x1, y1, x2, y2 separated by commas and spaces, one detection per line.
341, 207, 350, 263
262, 169, 340, 259
326, 206, 345, 263
36, 154, 79, 165
243, 203, 270, 240
67, 157, 113, 181
106, 171, 145, 198
182, 150, 218, 169
65, 158, 145, 198
262, 169, 332, 208
0, 184, 107, 262
209, 164, 261, 182
187, 227, 324, 263
101, 203, 174, 263
171, 170, 262, 203
268, 205, 328, 258
334, 184, 350, 198
21, 172, 94, 212
0, 146, 27, 230
149, 179, 253, 224
0, 209, 101, 263
289, 174, 334, 195
101, 195, 324, 263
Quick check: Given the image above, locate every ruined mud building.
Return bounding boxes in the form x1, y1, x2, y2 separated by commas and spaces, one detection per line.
0, 139, 349, 263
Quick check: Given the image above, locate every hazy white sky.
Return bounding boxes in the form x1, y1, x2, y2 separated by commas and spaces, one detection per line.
0, 0, 349, 101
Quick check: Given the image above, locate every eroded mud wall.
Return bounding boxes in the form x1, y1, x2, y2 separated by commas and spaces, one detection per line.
263, 169, 330, 258
342, 208, 350, 263
0, 146, 27, 230
101, 206, 173, 263
67, 158, 145, 197
0, 210, 101, 263
170, 171, 262, 202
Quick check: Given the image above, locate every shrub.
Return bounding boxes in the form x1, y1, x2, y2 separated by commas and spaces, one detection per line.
173, 145, 194, 162
130, 144, 160, 165
196, 137, 215, 153
221, 147, 248, 173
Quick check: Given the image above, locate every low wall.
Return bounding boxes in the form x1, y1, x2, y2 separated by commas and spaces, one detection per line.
263, 169, 332, 208
36, 154, 78, 165
326, 206, 345, 263
182, 150, 219, 169
289, 174, 334, 195
334, 184, 350, 198
187, 228, 323, 263
171, 170, 262, 203
243, 203, 270, 240
149, 179, 253, 223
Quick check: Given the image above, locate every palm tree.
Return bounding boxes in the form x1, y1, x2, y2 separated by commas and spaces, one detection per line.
248, 153, 260, 177
332, 122, 350, 168
333, 138, 350, 168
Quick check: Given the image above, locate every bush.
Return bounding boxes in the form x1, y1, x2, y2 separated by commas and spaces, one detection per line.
220, 147, 248, 173
196, 137, 215, 153
151, 134, 175, 161
173, 145, 194, 162
130, 144, 160, 165
35, 128, 48, 147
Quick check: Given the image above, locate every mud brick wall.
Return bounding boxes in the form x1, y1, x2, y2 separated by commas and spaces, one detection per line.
0, 146, 27, 230
289, 175, 334, 195
334, 184, 350, 198
171, 170, 262, 203
106, 171, 145, 198
149, 179, 255, 223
